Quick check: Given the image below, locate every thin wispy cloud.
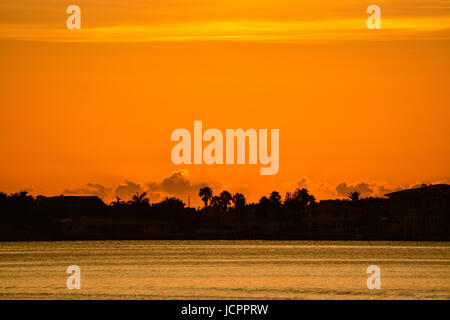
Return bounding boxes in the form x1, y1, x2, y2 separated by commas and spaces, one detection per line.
1, 0, 450, 42
1, 17, 450, 42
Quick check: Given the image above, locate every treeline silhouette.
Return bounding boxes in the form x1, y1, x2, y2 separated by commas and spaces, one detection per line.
3, 184, 449, 241
0, 187, 378, 219
0, 187, 390, 240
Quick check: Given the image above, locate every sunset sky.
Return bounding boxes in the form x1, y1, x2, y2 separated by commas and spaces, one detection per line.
0, 0, 449, 204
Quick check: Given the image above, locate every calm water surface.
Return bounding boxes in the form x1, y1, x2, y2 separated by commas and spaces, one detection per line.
0, 240, 449, 299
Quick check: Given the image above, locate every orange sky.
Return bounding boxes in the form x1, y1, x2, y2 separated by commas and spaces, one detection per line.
0, 0, 449, 204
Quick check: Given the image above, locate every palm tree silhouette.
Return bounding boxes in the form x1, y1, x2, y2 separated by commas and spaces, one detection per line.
232, 192, 246, 210
210, 195, 222, 210
128, 192, 150, 207
110, 197, 123, 207
219, 191, 232, 211
199, 186, 213, 208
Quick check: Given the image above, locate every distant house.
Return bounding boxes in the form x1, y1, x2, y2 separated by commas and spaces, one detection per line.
38, 196, 107, 219
385, 184, 450, 239
304, 200, 367, 238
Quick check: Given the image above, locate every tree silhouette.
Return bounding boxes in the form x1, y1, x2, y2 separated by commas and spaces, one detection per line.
284, 188, 315, 212
110, 197, 124, 207
210, 195, 222, 210
11, 190, 32, 201
259, 196, 271, 206
199, 186, 213, 208
232, 192, 246, 210
269, 191, 282, 205
159, 197, 185, 210
349, 191, 361, 202
128, 192, 149, 207
219, 190, 232, 211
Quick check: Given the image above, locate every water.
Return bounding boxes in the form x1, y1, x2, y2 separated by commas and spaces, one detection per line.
0, 240, 449, 299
